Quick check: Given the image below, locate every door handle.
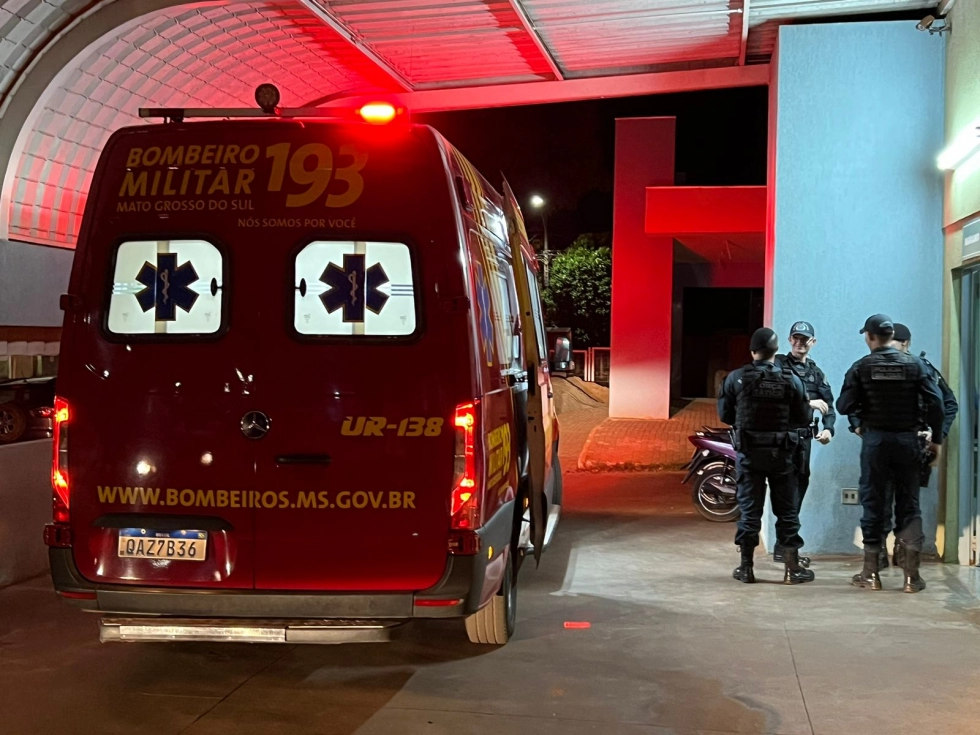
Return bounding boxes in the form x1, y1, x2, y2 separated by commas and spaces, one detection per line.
275, 454, 332, 466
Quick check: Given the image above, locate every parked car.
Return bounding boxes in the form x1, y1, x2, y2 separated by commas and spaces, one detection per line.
0, 376, 56, 444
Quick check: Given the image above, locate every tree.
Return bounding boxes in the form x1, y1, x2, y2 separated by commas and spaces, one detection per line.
542, 234, 612, 348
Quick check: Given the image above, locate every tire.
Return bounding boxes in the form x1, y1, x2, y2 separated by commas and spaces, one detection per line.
465, 559, 516, 645
0, 403, 27, 444
691, 461, 740, 523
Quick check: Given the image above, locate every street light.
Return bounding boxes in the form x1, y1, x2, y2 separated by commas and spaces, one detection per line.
530, 194, 550, 288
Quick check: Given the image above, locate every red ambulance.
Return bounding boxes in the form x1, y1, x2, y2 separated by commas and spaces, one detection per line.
45, 94, 561, 645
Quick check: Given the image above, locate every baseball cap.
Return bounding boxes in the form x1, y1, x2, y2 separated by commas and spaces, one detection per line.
892, 323, 912, 342
860, 314, 895, 336
750, 327, 778, 352
789, 320, 815, 338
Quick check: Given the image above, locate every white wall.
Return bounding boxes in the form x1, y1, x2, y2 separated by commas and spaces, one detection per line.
0, 439, 51, 586
768, 22, 946, 554
0, 238, 71, 326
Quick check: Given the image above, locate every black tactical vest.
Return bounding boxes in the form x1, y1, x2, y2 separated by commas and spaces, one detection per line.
777, 355, 819, 429
735, 364, 793, 432
856, 350, 921, 431
780, 356, 819, 399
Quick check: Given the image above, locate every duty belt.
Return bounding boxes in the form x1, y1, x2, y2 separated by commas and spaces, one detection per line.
737, 430, 796, 449
862, 424, 919, 433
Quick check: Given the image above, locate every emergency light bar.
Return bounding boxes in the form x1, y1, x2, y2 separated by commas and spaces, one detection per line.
138, 84, 403, 125
139, 107, 349, 122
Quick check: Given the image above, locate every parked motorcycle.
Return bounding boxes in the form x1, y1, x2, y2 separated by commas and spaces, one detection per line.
682, 426, 739, 522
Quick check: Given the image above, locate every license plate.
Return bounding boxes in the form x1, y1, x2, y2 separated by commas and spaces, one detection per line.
118, 529, 207, 561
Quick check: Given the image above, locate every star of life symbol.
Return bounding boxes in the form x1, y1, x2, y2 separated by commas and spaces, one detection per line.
473, 261, 494, 365
319, 254, 389, 323
135, 253, 200, 321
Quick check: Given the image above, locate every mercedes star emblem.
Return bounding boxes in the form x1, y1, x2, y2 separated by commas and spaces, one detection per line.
241, 411, 271, 440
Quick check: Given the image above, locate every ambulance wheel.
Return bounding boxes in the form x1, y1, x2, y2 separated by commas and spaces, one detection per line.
465, 561, 515, 645
0, 403, 26, 444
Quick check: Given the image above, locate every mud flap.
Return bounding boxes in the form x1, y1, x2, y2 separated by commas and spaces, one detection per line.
503, 179, 548, 562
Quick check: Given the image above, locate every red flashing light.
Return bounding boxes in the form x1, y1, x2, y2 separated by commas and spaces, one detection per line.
451, 402, 480, 533
564, 622, 592, 630
52, 397, 70, 525
358, 102, 397, 125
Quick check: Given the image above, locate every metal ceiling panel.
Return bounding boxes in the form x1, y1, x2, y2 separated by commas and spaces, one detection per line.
523, 0, 741, 76
6, 1, 400, 247
2, 0, 941, 248
745, 0, 935, 61
317, 0, 556, 86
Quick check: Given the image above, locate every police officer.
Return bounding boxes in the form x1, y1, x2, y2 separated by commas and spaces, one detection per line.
774, 321, 836, 564
719, 327, 813, 585
836, 314, 944, 594
881, 323, 958, 567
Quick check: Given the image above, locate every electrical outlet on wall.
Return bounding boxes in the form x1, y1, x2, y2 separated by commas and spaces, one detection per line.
842, 488, 859, 505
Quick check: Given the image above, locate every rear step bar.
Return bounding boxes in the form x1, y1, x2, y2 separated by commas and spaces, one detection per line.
99, 617, 404, 644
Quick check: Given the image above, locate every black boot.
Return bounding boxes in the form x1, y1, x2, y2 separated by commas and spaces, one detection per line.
851, 548, 882, 590
774, 544, 811, 567
783, 548, 815, 584
902, 546, 926, 594
733, 546, 756, 583
893, 542, 906, 569
878, 534, 898, 572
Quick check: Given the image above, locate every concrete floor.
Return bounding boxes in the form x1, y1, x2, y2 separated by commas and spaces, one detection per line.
3, 472, 980, 735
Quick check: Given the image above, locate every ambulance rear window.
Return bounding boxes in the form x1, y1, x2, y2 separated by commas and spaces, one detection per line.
107, 239, 225, 336
293, 240, 417, 338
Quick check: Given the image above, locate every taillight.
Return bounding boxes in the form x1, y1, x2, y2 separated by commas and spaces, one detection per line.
51, 397, 70, 524
450, 401, 480, 534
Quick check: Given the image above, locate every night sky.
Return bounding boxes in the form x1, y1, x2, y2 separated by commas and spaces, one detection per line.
418, 85, 769, 249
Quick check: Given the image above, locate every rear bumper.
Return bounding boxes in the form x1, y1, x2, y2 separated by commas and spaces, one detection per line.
49, 499, 514, 623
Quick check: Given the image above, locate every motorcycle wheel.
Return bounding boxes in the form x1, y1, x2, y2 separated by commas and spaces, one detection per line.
691, 461, 740, 523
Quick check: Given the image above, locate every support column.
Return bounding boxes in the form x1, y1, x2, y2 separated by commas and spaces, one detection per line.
609, 117, 675, 419
766, 22, 945, 554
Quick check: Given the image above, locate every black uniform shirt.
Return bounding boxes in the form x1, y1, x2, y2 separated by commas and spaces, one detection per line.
718, 360, 810, 430
776, 353, 837, 436
919, 355, 959, 439
837, 347, 945, 443
846, 352, 958, 440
